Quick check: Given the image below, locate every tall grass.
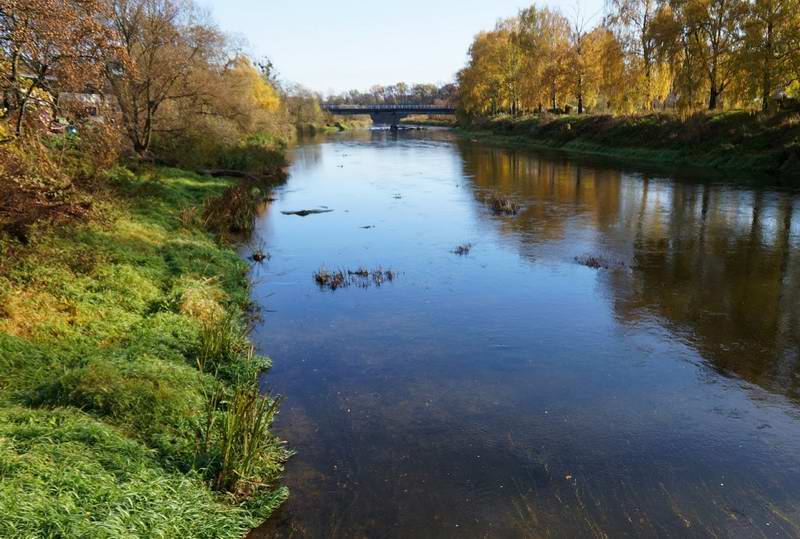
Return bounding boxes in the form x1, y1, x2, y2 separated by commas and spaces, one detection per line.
215, 387, 282, 493
205, 386, 284, 495
0, 165, 288, 536
203, 184, 263, 239
196, 314, 268, 385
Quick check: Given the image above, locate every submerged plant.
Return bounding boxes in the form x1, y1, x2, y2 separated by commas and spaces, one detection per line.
453, 243, 473, 256
488, 194, 520, 216
250, 242, 270, 263
314, 266, 397, 290
574, 255, 626, 270
314, 267, 348, 290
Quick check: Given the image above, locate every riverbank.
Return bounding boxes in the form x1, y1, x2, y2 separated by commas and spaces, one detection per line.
400, 115, 457, 128
299, 116, 373, 134
458, 112, 800, 177
0, 165, 289, 537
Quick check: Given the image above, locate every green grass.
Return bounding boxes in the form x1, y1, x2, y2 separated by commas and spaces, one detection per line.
400, 115, 457, 127
459, 111, 800, 176
0, 165, 288, 537
299, 116, 373, 134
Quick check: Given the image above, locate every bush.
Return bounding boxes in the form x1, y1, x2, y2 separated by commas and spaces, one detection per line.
203, 185, 264, 239
153, 128, 288, 179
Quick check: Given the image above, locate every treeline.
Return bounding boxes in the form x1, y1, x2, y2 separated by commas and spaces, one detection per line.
458, 0, 800, 117
325, 82, 457, 106
0, 0, 300, 174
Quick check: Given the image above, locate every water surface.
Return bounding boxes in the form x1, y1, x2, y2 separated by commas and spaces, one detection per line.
250, 129, 800, 538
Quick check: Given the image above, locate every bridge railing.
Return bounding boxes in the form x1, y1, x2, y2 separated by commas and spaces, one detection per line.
322, 104, 455, 112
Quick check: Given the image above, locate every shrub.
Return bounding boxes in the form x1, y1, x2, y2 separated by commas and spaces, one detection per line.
203, 185, 263, 239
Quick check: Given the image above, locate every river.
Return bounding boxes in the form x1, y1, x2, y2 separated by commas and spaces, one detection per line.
249, 128, 800, 538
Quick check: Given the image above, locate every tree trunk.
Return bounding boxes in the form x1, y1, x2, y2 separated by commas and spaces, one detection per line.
14, 99, 26, 136
762, 21, 773, 113
708, 79, 719, 110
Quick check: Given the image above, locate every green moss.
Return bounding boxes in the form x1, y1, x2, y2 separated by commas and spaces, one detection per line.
0, 166, 287, 535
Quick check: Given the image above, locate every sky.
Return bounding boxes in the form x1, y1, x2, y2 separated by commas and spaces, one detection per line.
199, 0, 604, 95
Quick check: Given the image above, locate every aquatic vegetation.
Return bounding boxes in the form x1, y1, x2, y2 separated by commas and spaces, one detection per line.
575, 255, 626, 270
251, 250, 270, 263
314, 268, 349, 290
348, 267, 371, 278
488, 194, 520, 215
453, 243, 473, 255
371, 267, 396, 286
313, 266, 397, 290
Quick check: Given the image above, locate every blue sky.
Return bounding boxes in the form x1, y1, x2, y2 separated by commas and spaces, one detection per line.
200, 1, 604, 95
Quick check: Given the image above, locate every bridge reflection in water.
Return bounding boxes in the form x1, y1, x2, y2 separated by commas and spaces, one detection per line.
322, 104, 456, 127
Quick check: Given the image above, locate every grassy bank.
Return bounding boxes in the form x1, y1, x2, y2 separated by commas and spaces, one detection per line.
0, 166, 289, 537
459, 112, 800, 177
400, 115, 457, 127
298, 116, 373, 134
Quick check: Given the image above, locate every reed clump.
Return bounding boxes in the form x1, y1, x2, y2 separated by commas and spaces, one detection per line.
453, 243, 473, 255
575, 254, 626, 270
488, 194, 520, 215
314, 266, 397, 290
203, 184, 265, 239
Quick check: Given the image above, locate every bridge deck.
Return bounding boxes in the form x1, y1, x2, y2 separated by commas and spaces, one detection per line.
322, 104, 456, 115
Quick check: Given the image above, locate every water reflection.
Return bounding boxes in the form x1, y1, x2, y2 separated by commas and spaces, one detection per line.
459, 143, 800, 402
251, 130, 800, 538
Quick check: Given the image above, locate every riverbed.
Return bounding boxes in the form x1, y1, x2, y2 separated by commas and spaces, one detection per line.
249, 128, 800, 538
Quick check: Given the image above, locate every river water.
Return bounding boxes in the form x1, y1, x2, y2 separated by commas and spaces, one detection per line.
249, 129, 800, 538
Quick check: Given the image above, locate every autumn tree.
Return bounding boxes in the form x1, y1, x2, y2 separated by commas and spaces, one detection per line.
568, 17, 606, 113
105, 0, 224, 155
606, 0, 659, 107
593, 27, 632, 111
283, 83, 327, 127
673, 0, 748, 109
742, 0, 800, 111
0, 0, 114, 136
458, 31, 515, 116
650, 2, 706, 109
516, 6, 571, 111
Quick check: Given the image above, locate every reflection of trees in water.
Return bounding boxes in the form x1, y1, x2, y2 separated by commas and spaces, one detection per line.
459, 143, 800, 400
288, 141, 324, 171
460, 144, 623, 246
613, 185, 800, 400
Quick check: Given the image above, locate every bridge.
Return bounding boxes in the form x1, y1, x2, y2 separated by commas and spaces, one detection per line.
322, 104, 456, 127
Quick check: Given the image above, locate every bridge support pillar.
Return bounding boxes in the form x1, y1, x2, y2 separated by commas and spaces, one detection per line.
371, 111, 409, 128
